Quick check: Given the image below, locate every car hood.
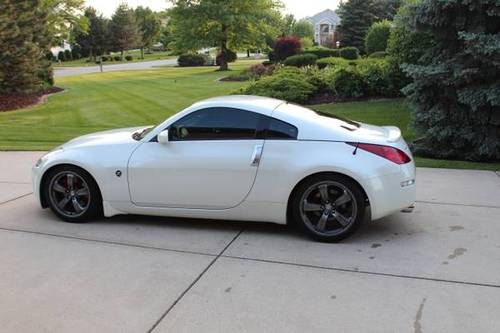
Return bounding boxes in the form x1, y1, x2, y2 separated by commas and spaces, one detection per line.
61, 126, 150, 150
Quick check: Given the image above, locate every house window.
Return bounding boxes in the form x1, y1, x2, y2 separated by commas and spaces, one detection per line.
320, 24, 329, 34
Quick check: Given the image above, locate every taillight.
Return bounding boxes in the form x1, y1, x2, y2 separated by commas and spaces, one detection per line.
347, 143, 411, 164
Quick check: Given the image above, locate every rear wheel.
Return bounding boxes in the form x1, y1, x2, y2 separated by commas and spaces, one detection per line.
44, 166, 102, 223
291, 174, 365, 242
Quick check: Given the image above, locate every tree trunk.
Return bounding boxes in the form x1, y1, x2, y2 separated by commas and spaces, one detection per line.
219, 25, 229, 71
89, 49, 93, 62
120, 50, 124, 61
140, 47, 144, 60
247, 49, 250, 58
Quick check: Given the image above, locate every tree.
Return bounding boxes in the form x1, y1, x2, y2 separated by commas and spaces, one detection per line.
169, 0, 282, 70
291, 19, 314, 39
337, 0, 400, 50
402, 0, 500, 161
0, 0, 53, 93
73, 7, 109, 61
273, 35, 302, 61
109, 4, 139, 60
364, 20, 391, 54
135, 6, 162, 59
279, 14, 296, 36
41, 0, 88, 45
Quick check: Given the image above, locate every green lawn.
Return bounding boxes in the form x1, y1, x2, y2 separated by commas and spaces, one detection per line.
53, 50, 175, 67
0, 60, 498, 171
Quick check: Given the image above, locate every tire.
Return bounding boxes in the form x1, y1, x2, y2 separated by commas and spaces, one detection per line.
43, 165, 103, 223
290, 174, 365, 242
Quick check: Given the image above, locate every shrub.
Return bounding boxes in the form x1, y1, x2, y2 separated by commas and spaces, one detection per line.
262, 60, 274, 66
125, 55, 133, 61
357, 59, 398, 97
368, 51, 387, 58
283, 54, 318, 67
317, 57, 349, 69
178, 53, 206, 67
327, 66, 366, 98
300, 37, 314, 49
243, 74, 316, 103
114, 55, 121, 61
71, 49, 81, 60
64, 49, 72, 61
339, 47, 359, 60
215, 49, 237, 66
248, 63, 268, 77
101, 55, 109, 62
303, 46, 339, 59
365, 20, 392, 54
57, 51, 65, 62
273, 36, 302, 61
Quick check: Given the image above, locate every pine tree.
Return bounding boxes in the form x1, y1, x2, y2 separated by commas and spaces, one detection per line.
403, 0, 500, 161
0, 0, 52, 93
109, 4, 139, 60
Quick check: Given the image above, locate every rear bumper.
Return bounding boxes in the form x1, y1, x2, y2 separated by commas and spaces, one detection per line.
362, 164, 416, 220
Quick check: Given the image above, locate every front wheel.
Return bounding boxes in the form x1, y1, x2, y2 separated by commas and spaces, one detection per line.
290, 174, 365, 242
44, 166, 103, 223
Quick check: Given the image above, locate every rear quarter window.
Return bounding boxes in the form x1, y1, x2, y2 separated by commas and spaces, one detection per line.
267, 118, 298, 140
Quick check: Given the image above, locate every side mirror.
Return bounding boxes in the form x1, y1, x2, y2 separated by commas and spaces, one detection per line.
158, 130, 170, 144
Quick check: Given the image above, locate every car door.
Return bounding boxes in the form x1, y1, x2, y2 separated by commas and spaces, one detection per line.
128, 107, 265, 209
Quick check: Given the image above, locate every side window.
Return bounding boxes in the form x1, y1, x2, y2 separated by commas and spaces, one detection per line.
266, 118, 298, 140
170, 107, 262, 141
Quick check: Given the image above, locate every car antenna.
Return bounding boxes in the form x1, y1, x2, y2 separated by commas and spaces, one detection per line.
352, 142, 360, 155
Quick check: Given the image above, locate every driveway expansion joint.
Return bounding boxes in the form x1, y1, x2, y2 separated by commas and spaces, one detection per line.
0, 192, 33, 205
0, 226, 217, 258
221, 255, 500, 289
416, 200, 500, 209
146, 228, 245, 333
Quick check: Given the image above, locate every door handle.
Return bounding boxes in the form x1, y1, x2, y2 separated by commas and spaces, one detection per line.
250, 144, 263, 167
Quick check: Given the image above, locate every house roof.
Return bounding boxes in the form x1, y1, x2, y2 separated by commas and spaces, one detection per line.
306, 9, 340, 26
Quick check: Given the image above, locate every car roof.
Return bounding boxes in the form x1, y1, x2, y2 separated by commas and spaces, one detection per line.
190, 95, 285, 115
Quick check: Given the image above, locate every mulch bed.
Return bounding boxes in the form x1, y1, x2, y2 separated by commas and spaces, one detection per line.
0, 87, 64, 112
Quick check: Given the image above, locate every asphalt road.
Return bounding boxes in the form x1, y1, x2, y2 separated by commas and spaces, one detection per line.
54, 58, 178, 78
1, 151, 499, 332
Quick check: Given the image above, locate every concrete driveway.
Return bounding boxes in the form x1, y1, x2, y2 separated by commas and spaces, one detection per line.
1, 151, 499, 332
54, 58, 178, 78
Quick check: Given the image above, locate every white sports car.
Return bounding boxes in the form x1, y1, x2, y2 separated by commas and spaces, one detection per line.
33, 96, 416, 242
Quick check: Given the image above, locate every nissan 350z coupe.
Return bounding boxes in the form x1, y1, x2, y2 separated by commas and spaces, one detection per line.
33, 96, 416, 242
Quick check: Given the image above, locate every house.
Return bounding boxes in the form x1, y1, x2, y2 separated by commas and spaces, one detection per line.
306, 9, 340, 47
51, 40, 72, 58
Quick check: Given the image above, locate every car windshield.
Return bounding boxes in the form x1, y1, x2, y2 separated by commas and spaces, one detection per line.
132, 127, 154, 141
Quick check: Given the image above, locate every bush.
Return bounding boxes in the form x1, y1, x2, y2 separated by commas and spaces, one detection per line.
101, 55, 109, 62
317, 57, 349, 69
262, 60, 274, 66
114, 56, 121, 61
368, 51, 387, 58
339, 47, 359, 60
125, 55, 133, 61
71, 49, 81, 60
215, 49, 237, 66
283, 54, 318, 67
303, 46, 339, 59
327, 66, 366, 98
243, 75, 316, 103
178, 53, 206, 67
365, 20, 392, 54
357, 59, 399, 97
300, 37, 314, 49
273, 36, 302, 61
64, 49, 72, 61
57, 51, 65, 62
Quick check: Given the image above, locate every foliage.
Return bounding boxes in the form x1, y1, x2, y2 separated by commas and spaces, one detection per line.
41, 0, 88, 45
58, 51, 65, 62
125, 55, 133, 61
216, 49, 237, 66
326, 66, 366, 98
357, 58, 398, 97
0, 0, 53, 93
73, 7, 109, 59
178, 53, 207, 67
273, 35, 302, 61
113, 55, 121, 61
64, 49, 72, 61
243, 73, 316, 103
300, 37, 314, 49
283, 54, 317, 67
337, 0, 400, 50
109, 4, 139, 59
169, 0, 282, 70
303, 47, 339, 59
135, 6, 162, 59
402, 0, 500, 161
365, 20, 391, 54
368, 51, 387, 58
291, 19, 314, 39
316, 57, 349, 69
339, 47, 360, 60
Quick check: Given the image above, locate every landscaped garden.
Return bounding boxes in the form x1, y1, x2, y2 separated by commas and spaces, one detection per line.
1, 59, 498, 171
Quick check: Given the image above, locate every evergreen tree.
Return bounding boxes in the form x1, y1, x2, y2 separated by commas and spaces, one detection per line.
403, 0, 500, 161
337, 0, 400, 50
0, 0, 52, 93
73, 7, 109, 61
109, 4, 139, 60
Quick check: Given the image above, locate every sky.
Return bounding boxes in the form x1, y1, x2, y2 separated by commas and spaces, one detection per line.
84, 0, 342, 19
